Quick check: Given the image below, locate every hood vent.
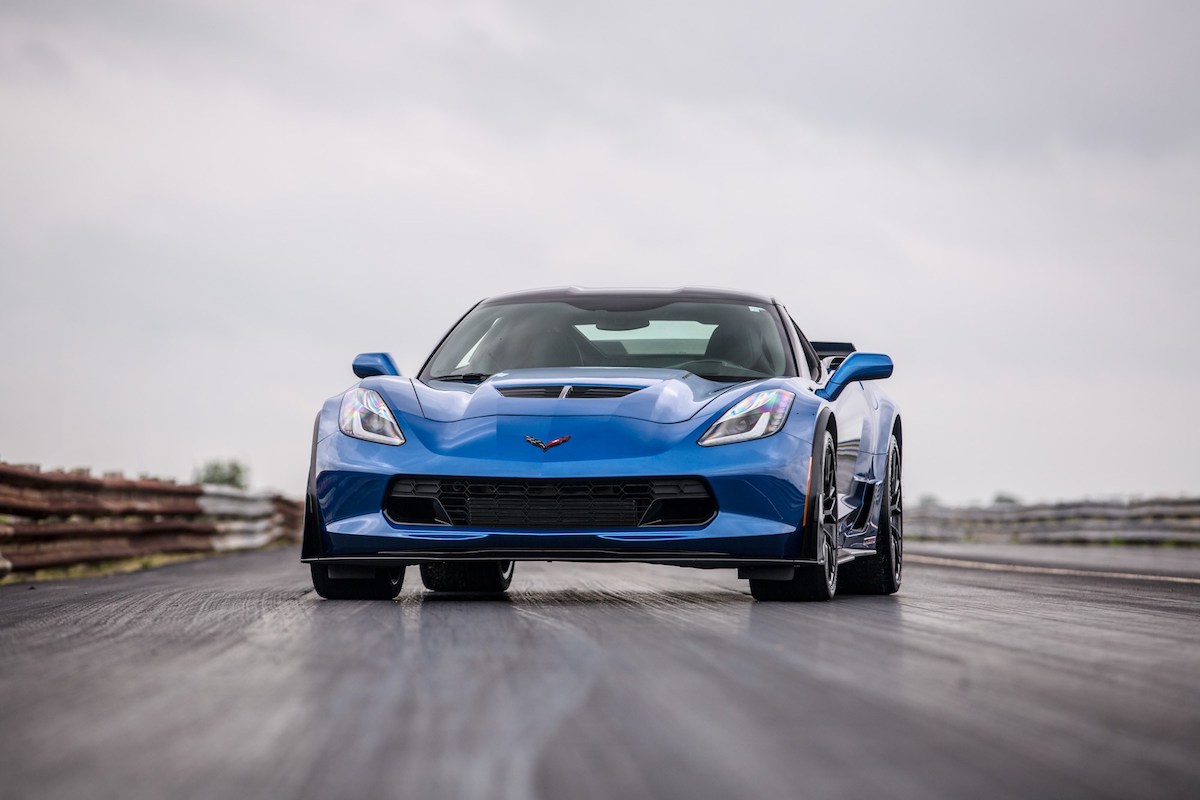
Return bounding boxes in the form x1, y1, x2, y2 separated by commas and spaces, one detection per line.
496, 385, 563, 398
496, 385, 641, 399
566, 386, 639, 398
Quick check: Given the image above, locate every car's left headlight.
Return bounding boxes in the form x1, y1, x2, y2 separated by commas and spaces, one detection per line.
698, 389, 794, 446
339, 388, 405, 446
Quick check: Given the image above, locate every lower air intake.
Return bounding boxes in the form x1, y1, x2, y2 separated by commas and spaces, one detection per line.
385, 476, 716, 529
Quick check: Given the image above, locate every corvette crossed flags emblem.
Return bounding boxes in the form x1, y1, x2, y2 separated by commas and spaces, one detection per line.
525, 435, 571, 452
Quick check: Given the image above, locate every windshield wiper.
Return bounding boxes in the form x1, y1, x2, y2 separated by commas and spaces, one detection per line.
429, 372, 492, 383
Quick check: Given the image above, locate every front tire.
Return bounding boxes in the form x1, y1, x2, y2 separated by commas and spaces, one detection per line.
750, 427, 839, 602
310, 564, 405, 600
420, 561, 515, 593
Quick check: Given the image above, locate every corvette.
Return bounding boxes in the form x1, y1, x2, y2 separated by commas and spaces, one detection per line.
302, 287, 902, 601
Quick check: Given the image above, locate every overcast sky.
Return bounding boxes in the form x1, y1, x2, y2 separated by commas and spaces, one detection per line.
2, 1, 1198, 504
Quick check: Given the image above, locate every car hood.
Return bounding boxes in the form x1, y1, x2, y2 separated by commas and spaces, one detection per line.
380, 368, 757, 424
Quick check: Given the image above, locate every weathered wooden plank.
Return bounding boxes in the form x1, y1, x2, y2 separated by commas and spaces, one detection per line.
0, 461, 303, 575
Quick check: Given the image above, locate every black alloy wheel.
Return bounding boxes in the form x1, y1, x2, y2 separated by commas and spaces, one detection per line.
750, 428, 840, 602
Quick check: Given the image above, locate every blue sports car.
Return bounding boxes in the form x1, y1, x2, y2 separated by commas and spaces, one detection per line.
303, 287, 902, 602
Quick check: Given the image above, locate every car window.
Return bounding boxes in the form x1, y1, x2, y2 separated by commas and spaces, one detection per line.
423, 300, 794, 382
792, 319, 822, 379
574, 320, 717, 355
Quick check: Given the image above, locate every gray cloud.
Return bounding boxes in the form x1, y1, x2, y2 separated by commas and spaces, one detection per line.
1, 1, 1198, 504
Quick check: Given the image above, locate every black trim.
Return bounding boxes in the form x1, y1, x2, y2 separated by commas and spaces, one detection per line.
496, 385, 563, 398
305, 551, 820, 568
799, 408, 834, 561
494, 385, 642, 399
416, 298, 484, 384
788, 316, 822, 380
479, 286, 777, 308
301, 493, 322, 560
566, 385, 640, 399
301, 414, 323, 560
852, 481, 876, 530
811, 341, 857, 358
774, 305, 805, 380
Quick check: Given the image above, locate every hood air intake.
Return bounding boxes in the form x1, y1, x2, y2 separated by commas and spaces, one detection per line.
496, 385, 563, 398
496, 385, 640, 399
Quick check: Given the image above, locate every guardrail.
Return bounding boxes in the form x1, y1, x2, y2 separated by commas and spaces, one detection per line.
907, 498, 1200, 544
3, 458, 1192, 577
0, 462, 302, 577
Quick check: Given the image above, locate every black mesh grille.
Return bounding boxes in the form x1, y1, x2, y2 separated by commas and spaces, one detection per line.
385, 476, 715, 529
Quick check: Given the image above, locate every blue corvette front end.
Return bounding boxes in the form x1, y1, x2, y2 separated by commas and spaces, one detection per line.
306, 371, 820, 568
303, 287, 902, 602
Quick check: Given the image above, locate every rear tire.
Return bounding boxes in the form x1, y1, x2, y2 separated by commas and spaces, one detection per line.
310, 564, 405, 600
420, 561, 515, 593
840, 434, 902, 595
750, 428, 839, 602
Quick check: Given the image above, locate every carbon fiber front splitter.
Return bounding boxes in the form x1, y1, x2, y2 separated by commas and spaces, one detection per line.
303, 549, 821, 569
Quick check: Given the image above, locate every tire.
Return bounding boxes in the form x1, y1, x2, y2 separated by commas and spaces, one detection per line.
750, 428, 840, 602
310, 564, 405, 600
840, 434, 902, 595
420, 561, 515, 593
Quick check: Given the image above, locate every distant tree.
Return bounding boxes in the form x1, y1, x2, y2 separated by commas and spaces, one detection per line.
917, 494, 941, 508
992, 492, 1021, 506
194, 460, 248, 490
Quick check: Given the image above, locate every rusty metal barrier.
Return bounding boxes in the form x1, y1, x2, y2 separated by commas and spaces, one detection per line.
907, 498, 1200, 544
0, 462, 302, 576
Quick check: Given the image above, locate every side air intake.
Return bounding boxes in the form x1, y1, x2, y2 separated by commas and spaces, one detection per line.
811, 341, 857, 373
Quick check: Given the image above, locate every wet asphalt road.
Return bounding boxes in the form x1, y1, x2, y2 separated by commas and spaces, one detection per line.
1, 545, 1198, 800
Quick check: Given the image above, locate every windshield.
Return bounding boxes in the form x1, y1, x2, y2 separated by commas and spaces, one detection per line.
421, 299, 794, 383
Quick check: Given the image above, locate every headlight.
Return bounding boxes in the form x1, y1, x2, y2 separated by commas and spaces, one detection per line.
339, 388, 405, 446
698, 389, 794, 446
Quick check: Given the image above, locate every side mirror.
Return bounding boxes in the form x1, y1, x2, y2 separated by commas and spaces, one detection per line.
816, 352, 892, 401
352, 352, 401, 379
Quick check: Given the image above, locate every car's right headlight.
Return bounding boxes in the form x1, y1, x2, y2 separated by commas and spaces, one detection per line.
698, 388, 794, 446
339, 388, 405, 446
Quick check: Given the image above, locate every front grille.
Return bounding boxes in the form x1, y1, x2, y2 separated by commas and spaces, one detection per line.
495, 385, 641, 399
385, 476, 716, 529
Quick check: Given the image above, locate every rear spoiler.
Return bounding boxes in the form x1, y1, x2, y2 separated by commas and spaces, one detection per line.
810, 341, 856, 373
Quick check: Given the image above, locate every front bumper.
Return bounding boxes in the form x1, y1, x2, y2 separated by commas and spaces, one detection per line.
305, 414, 815, 567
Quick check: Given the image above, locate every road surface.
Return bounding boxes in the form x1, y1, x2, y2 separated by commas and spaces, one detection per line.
1, 544, 1197, 800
